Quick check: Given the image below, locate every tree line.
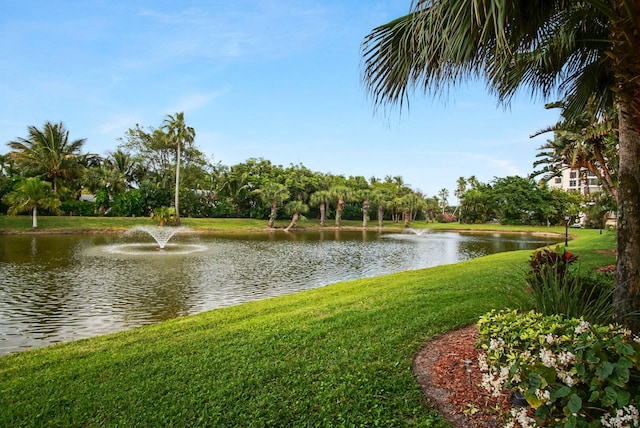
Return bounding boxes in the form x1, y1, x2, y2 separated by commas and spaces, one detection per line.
2, 114, 602, 229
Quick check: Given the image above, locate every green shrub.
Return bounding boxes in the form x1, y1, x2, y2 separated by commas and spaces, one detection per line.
477, 309, 640, 427
524, 246, 615, 325
60, 200, 96, 216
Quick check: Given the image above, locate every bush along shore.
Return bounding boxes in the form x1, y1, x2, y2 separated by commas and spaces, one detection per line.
0, 220, 617, 427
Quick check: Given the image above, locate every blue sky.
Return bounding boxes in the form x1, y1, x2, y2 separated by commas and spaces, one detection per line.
0, 0, 560, 200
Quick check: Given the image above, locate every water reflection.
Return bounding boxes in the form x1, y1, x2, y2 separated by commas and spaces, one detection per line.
0, 230, 559, 355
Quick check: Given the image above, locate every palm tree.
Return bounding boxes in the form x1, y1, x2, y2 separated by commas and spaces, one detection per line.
438, 188, 449, 214
532, 100, 619, 198
162, 112, 196, 225
255, 182, 290, 228
329, 185, 354, 227
453, 177, 467, 219
7, 121, 88, 194
361, 0, 640, 329
309, 190, 332, 226
3, 177, 61, 228
106, 149, 138, 189
284, 200, 309, 231
356, 189, 372, 227
370, 187, 393, 228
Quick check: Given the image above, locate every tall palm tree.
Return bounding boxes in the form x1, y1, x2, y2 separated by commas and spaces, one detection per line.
162, 112, 196, 225
438, 188, 449, 214
309, 190, 332, 226
3, 177, 61, 228
370, 187, 393, 228
8, 121, 88, 194
329, 185, 354, 227
255, 182, 290, 228
361, 0, 640, 330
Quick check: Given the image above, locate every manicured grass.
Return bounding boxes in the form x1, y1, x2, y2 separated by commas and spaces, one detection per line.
0, 215, 409, 233
0, 224, 616, 427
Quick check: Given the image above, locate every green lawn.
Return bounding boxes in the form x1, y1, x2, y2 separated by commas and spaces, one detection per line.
0, 214, 411, 233
0, 221, 616, 427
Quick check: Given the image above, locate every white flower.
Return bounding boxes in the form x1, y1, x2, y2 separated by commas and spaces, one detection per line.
478, 353, 489, 372
557, 370, 575, 387
557, 351, 575, 367
601, 405, 639, 428
490, 337, 506, 351
535, 388, 551, 405
510, 406, 537, 428
574, 320, 591, 335
545, 333, 558, 345
481, 367, 509, 397
539, 348, 556, 368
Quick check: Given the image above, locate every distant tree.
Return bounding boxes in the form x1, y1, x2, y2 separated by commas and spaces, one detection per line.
370, 187, 393, 227
3, 177, 61, 228
329, 185, 354, 227
7, 121, 91, 195
309, 190, 332, 226
255, 182, 290, 228
438, 188, 449, 214
453, 177, 466, 218
284, 200, 309, 231
163, 112, 196, 225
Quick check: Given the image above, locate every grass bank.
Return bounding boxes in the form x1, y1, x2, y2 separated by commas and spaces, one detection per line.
0, 215, 411, 233
0, 224, 616, 426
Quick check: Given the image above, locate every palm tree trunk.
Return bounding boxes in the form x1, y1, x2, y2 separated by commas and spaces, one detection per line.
320, 203, 326, 226
335, 199, 344, 227
32, 206, 38, 228
612, 13, 640, 331
614, 98, 640, 331
285, 212, 299, 231
174, 141, 181, 226
268, 204, 277, 228
377, 204, 384, 228
362, 200, 369, 227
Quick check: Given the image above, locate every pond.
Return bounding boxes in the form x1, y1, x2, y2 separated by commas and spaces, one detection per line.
0, 229, 560, 355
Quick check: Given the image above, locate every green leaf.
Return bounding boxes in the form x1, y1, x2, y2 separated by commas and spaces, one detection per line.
596, 361, 614, 379
567, 394, 582, 413
555, 385, 572, 398
615, 341, 634, 356
602, 387, 618, 407
586, 350, 600, 364
616, 389, 631, 407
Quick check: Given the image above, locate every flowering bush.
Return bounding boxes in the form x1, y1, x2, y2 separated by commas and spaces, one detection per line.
477, 309, 640, 427
436, 212, 458, 223
523, 246, 615, 325
527, 245, 578, 287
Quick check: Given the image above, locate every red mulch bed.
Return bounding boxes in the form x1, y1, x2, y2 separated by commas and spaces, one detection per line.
413, 325, 513, 427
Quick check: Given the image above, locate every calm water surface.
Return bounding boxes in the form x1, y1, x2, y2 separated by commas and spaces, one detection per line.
0, 230, 559, 355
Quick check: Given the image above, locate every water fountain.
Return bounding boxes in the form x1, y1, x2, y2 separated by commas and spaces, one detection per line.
131, 226, 187, 250
99, 226, 208, 255
404, 228, 429, 236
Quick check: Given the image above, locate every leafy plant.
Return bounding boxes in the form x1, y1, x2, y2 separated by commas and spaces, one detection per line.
478, 309, 640, 427
523, 246, 615, 325
151, 206, 177, 226
528, 245, 578, 285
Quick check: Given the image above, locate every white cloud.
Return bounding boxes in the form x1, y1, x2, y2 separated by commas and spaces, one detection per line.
166, 90, 227, 114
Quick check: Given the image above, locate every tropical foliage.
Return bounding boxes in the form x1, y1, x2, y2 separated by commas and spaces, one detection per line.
478, 309, 640, 427
457, 176, 584, 225
2, 177, 61, 228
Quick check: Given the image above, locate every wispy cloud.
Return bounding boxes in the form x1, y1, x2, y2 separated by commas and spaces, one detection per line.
166, 90, 227, 114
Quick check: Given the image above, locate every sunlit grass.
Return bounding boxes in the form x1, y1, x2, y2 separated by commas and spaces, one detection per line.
0, 221, 617, 426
